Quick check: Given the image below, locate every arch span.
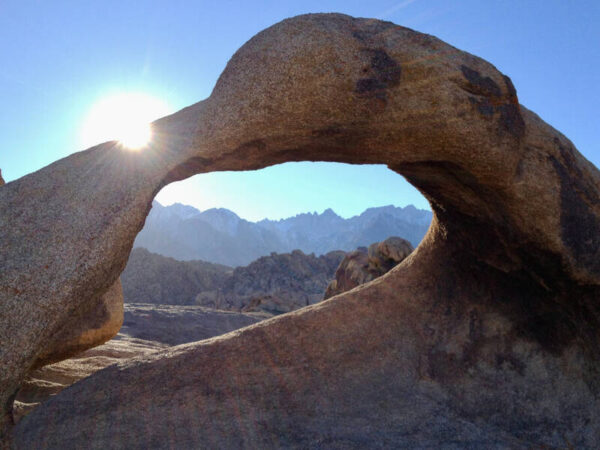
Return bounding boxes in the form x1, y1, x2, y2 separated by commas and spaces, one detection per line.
2, 13, 600, 447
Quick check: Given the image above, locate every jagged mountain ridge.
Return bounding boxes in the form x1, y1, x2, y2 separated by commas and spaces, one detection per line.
133, 201, 432, 266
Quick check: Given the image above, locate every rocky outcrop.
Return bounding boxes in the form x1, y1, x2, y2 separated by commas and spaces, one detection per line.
13, 279, 125, 423
324, 237, 413, 299
3, 13, 600, 448
0, 169, 4, 186
13, 335, 166, 423
13, 303, 266, 423
123, 247, 344, 314
32, 279, 124, 368
121, 248, 232, 305
199, 249, 345, 313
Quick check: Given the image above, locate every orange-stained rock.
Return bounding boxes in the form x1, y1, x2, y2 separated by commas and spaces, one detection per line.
2, 13, 600, 448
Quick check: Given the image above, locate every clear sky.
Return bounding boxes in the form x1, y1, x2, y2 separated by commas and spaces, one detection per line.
1, 1, 598, 220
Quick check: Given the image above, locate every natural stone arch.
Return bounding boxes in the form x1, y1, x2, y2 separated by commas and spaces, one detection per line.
1, 13, 599, 447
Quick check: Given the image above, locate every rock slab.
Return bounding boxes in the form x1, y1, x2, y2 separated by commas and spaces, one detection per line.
13, 303, 266, 422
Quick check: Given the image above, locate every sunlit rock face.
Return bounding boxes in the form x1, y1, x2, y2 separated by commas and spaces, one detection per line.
13, 304, 268, 424
2, 13, 600, 448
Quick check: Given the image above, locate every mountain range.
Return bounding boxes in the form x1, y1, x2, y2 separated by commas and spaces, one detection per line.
133, 201, 432, 266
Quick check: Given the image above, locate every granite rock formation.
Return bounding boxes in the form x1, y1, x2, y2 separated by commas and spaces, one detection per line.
324, 236, 413, 299
197, 249, 345, 313
2, 13, 600, 448
32, 279, 124, 368
122, 247, 343, 313
13, 334, 166, 424
0, 170, 4, 186
13, 304, 266, 423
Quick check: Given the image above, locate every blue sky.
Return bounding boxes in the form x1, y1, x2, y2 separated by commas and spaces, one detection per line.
1, 1, 598, 220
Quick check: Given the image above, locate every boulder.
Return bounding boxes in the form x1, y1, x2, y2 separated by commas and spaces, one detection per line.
2, 13, 600, 448
324, 237, 413, 299
323, 247, 370, 298
368, 236, 413, 271
213, 249, 345, 312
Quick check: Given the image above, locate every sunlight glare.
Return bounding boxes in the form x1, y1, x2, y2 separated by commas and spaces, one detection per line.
80, 92, 172, 150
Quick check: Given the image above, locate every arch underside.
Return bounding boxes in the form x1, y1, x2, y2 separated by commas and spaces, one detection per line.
1, 13, 600, 448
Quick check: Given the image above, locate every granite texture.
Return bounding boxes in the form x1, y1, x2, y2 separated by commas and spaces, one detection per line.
32, 279, 124, 368
13, 303, 267, 423
2, 13, 599, 448
324, 236, 413, 299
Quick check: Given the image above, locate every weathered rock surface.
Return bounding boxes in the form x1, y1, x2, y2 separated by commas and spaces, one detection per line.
324, 236, 413, 299
33, 278, 124, 368
199, 249, 345, 313
3, 13, 600, 448
13, 335, 166, 423
13, 303, 266, 423
0, 170, 4, 186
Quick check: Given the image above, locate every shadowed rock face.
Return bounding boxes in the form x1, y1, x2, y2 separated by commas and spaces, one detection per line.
324, 236, 413, 299
32, 279, 124, 369
2, 13, 600, 448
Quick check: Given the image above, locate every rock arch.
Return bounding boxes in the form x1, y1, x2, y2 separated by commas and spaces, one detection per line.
1, 13, 599, 447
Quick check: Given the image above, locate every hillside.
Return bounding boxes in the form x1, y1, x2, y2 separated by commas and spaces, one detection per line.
121, 248, 232, 305
122, 247, 345, 314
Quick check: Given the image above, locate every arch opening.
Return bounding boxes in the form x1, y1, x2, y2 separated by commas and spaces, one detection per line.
13, 162, 434, 418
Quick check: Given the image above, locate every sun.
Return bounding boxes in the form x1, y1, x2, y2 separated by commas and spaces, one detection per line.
80, 92, 172, 150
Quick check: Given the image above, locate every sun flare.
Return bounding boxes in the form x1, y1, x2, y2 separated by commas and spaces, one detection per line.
80, 93, 172, 150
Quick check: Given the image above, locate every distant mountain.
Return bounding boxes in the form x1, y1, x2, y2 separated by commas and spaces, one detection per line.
133, 201, 432, 266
